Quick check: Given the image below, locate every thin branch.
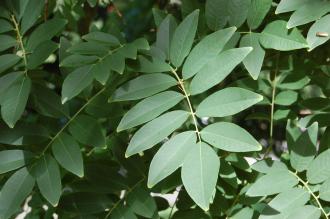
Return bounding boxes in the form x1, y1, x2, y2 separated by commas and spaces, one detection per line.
112, 2, 122, 18
170, 67, 201, 142
290, 171, 328, 219
239, 31, 252, 34
39, 44, 124, 156
44, 0, 49, 21
269, 61, 278, 140
104, 177, 145, 219
39, 87, 106, 156
11, 15, 28, 72
225, 193, 240, 219
168, 187, 181, 219
264, 53, 280, 158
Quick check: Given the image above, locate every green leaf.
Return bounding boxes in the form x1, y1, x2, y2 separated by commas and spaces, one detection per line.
247, 0, 272, 29
205, 0, 251, 30
0, 123, 50, 146
274, 109, 291, 121
106, 52, 125, 74
82, 31, 120, 46
147, 46, 166, 62
319, 178, 330, 201
0, 150, 33, 174
117, 44, 137, 60
225, 153, 252, 172
153, 8, 167, 27
278, 72, 310, 90
60, 54, 99, 67
6, 0, 28, 19
156, 14, 177, 59
27, 18, 67, 50
148, 131, 196, 187
201, 122, 262, 152
170, 10, 199, 67
205, 0, 226, 30
147, 47, 167, 61
0, 54, 21, 74
290, 122, 318, 172
21, 0, 44, 34
275, 90, 298, 106
0, 19, 13, 33
125, 110, 189, 157
275, 0, 311, 14
287, 1, 330, 29
181, 142, 220, 211
59, 193, 113, 214
268, 188, 310, 212
172, 209, 210, 219
219, 159, 239, 188
228, 0, 251, 28
0, 6, 10, 19
251, 159, 288, 174
286, 205, 321, 219
190, 47, 252, 95
224, 32, 241, 51
111, 205, 138, 219
307, 14, 330, 51
306, 149, 330, 184
91, 61, 110, 85
0, 168, 35, 219
127, 187, 157, 218
118, 91, 184, 131
87, 0, 97, 7
85, 92, 113, 118
34, 154, 62, 206
260, 20, 308, 51
0, 72, 23, 103
0, 35, 17, 52
246, 170, 299, 197
67, 42, 108, 56
61, 66, 94, 104
132, 38, 150, 51
240, 33, 265, 79
111, 73, 177, 102
31, 84, 70, 118
137, 55, 171, 73
320, 127, 330, 153
181, 1, 202, 18
231, 207, 254, 219
59, 37, 71, 63
182, 27, 237, 79
52, 133, 84, 177
27, 40, 58, 69
68, 114, 106, 148
1, 76, 31, 128
196, 87, 263, 117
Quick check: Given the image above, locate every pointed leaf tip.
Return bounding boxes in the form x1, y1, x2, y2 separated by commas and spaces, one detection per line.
61, 97, 68, 104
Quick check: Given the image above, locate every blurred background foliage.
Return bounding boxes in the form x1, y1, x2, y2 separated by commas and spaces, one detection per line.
1, 0, 330, 218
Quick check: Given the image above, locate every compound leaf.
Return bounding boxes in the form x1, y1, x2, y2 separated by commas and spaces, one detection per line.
125, 110, 189, 157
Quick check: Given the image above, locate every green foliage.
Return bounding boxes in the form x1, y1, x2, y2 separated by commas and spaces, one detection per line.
1, 0, 330, 219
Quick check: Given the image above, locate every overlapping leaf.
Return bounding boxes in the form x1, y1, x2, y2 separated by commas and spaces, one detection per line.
125, 110, 190, 157
181, 142, 220, 210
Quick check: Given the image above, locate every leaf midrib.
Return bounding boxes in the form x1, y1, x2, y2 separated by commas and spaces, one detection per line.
123, 94, 182, 127
202, 130, 256, 149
